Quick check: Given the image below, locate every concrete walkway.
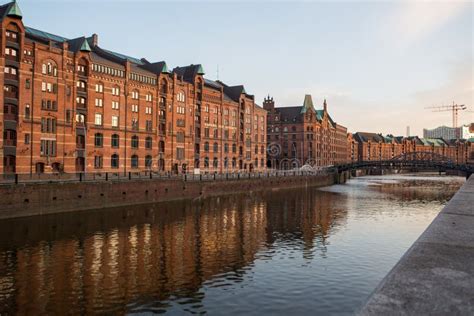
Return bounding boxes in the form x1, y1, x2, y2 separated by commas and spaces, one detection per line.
360, 176, 474, 315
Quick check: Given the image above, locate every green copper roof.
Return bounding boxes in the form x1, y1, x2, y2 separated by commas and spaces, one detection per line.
197, 64, 205, 75
80, 39, 91, 52
300, 94, 314, 114
241, 86, 247, 94
162, 63, 169, 73
7, 1, 22, 18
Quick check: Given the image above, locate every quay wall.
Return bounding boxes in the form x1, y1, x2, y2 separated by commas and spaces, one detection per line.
359, 175, 474, 315
0, 173, 336, 219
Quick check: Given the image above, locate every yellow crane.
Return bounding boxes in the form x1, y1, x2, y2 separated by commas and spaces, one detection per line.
425, 102, 467, 128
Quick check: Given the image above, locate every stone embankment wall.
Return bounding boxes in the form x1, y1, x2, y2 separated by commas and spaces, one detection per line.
0, 174, 336, 219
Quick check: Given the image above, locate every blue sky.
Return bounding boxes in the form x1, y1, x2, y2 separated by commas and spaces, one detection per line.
20, 0, 473, 136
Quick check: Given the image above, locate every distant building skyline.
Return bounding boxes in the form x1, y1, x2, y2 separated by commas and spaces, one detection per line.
423, 123, 474, 140
15, 0, 474, 136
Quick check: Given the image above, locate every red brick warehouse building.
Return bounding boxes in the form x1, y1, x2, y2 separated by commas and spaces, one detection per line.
264, 94, 348, 169
0, 1, 267, 175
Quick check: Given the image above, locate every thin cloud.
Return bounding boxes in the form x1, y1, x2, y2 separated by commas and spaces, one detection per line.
383, 1, 470, 45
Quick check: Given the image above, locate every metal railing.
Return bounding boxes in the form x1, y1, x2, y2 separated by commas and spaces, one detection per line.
0, 169, 334, 185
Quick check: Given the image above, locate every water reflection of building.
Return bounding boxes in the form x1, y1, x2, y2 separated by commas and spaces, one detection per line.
0, 190, 347, 314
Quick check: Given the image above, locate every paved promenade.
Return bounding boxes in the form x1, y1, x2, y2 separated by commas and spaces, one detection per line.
360, 175, 474, 315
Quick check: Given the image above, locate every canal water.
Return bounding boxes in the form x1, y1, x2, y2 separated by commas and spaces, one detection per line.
0, 174, 464, 315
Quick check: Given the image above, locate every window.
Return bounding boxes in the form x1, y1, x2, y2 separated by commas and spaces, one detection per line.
232, 143, 237, 153
111, 154, 119, 168
145, 155, 152, 168
145, 106, 152, 114
41, 100, 57, 111
112, 101, 119, 109
5, 30, 18, 41
40, 117, 57, 133
177, 106, 185, 114
77, 80, 86, 90
146, 120, 152, 131
145, 93, 153, 102
131, 118, 138, 130
24, 104, 30, 119
95, 113, 102, 126
176, 148, 184, 160
5, 47, 18, 59
26, 79, 31, 89
132, 104, 139, 112
77, 64, 86, 74
204, 142, 209, 152
177, 131, 185, 143
131, 135, 139, 148
76, 113, 85, 124
224, 143, 229, 153
111, 134, 120, 148
145, 137, 152, 149
112, 86, 120, 96
131, 155, 139, 168
94, 156, 103, 169
213, 158, 218, 168
4, 66, 17, 76
94, 133, 103, 147
204, 157, 209, 168
95, 98, 103, 107
41, 82, 56, 93
95, 83, 103, 93
40, 140, 57, 156
213, 142, 218, 153
177, 91, 185, 102
24, 133, 30, 145
111, 115, 119, 128
76, 96, 86, 106
131, 90, 139, 99
66, 110, 72, 123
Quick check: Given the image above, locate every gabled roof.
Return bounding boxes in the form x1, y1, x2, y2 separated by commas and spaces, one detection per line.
139, 60, 169, 74
173, 64, 205, 83
354, 132, 386, 143
66, 36, 90, 52
204, 78, 222, 90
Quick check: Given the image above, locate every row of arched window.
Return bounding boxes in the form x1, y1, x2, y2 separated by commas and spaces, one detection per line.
92, 133, 154, 150
109, 154, 153, 169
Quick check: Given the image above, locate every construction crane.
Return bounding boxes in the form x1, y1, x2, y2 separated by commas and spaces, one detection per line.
425, 102, 467, 128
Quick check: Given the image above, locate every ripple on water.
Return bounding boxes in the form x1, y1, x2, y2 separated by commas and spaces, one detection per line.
0, 174, 464, 315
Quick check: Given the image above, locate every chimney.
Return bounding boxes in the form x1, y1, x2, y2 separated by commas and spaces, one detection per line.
91, 33, 98, 47
323, 99, 327, 112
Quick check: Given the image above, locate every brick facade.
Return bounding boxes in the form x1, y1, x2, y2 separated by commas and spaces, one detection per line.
264, 94, 348, 169
353, 133, 472, 164
0, 2, 266, 175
